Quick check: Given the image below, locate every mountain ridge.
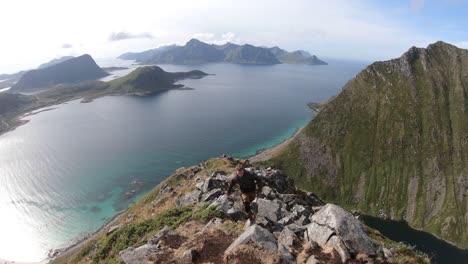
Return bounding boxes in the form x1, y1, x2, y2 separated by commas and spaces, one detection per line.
260, 41, 468, 249
117, 39, 327, 66
11, 54, 108, 92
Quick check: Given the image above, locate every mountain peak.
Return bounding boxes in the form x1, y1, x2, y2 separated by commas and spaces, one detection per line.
11, 54, 107, 92
186, 38, 205, 46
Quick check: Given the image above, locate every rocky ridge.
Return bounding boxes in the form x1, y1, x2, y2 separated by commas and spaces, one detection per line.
53, 158, 428, 264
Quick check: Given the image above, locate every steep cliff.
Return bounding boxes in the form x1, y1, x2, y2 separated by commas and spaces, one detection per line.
265, 41, 468, 248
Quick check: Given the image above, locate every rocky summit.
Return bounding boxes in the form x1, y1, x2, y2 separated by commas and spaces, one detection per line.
53, 158, 429, 264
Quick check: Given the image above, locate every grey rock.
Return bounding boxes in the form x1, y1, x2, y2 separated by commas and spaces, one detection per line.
279, 194, 300, 204
261, 186, 273, 198
201, 188, 223, 202
286, 223, 306, 234
262, 171, 296, 193
257, 198, 281, 223
175, 189, 201, 207
107, 224, 122, 235
148, 226, 175, 245
202, 177, 226, 193
305, 222, 334, 245
306, 204, 376, 259
383, 247, 393, 258
292, 205, 311, 218
278, 227, 298, 249
225, 224, 277, 254
328, 236, 350, 263
278, 214, 296, 226
203, 217, 223, 231
306, 255, 321, 264
294, 215, 310, 226
119, 244, 159, 264
195, 181, 204, 190
278, 243, 296, 264
180, 248, 195, 264
210, 194, 232, 213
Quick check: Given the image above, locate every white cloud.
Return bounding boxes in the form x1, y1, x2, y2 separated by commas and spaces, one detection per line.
191, 32, 240, 45
0, 0, 448, 72
61, 43, 73, 49
108, 31, 153, 41
454, 41, 468, 49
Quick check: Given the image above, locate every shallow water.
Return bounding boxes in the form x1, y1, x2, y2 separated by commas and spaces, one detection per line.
0, 59, 366, 262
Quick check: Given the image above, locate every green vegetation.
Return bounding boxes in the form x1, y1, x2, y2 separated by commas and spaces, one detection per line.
66, 205, 224, 264
0, 66, 207, 136
307, 102, 323, 112
265, 41, 468, 248
11, 54, 108, 92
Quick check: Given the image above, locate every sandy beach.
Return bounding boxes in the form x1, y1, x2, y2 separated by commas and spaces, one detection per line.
249, 124, 305, 163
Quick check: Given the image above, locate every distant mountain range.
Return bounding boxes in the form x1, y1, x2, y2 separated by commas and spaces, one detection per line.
11, 55, 109, 92
118, 39, 327, 66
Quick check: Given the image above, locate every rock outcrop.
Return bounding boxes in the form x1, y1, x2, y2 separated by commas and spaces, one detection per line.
58, 158, 429, 264
117, 164, 391, 263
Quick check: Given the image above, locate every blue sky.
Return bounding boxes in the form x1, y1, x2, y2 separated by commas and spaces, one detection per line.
371, 0, 468, 42
0, 0, 467, 73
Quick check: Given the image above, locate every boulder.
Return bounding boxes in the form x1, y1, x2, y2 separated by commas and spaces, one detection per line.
107, 224, 122, 235
278, 227, 298, 249
203, 217, 223, 231
201, 188, 223, 202
278, 243, 296, 264
202, 176, 227, 193
305, 204, 376, 261
175, 189, 201, 207
119, 244, 159, 264
262, 171, 296, 194
148, 226, 175, 245
306, 255, 321, 264
256, 198, 281, 223
225, 225, 278, 254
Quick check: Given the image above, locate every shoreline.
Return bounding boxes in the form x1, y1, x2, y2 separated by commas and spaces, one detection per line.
47, 209, 127, 263
249, 123, 306, 163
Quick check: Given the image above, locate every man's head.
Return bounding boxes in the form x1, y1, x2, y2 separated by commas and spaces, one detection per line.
236, 164, 245, 176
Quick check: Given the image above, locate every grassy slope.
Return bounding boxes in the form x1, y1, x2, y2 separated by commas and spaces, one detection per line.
262, 42, 468, 248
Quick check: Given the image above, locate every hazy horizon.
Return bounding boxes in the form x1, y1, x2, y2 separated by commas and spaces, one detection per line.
1, 0, 467, 73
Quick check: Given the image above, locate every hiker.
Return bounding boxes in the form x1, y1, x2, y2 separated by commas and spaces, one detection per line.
225, 164, 262, 219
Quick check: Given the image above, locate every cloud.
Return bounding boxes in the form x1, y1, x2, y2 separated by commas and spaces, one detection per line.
410, 0, 426, 12
455, 41, 468, 49
191, 32, 241, 45
108, 31, 153, 42
61, 43, 73, 49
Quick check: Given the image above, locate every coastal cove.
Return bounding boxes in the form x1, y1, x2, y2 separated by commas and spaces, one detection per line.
361, 215, 468, 264
0, 60, 365, 262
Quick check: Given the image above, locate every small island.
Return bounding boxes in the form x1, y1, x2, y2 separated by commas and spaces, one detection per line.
0, 64, 208, 136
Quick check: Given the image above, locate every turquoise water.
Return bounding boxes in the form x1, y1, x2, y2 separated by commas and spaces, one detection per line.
0, 60, 366, 262
233, 118, 310, 158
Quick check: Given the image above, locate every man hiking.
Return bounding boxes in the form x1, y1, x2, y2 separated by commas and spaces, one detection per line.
225, 164, 262, 219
